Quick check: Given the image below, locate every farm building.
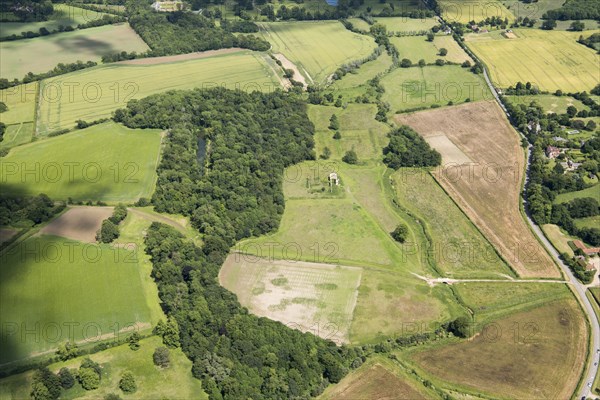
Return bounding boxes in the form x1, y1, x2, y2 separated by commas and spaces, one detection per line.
569, 240, 600, 256
545, 146, 562, 159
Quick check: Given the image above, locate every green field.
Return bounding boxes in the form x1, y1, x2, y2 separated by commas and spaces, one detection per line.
309, 103, 390, 161
349, 0, 428, 15
37, 50, 280, 134
381, 65, 491, 112
0, 23, 149, 80
258, 21, 377, 84
506, 94, 589, 114
501, 0, 565, 21
375, 17, 438, 33
575, 215, 600, 229
0, 82, 37, 149
408, 298, 587, 399
0, 235, 152, 364
438, 0, 515, 23
0, 122, 162, 202
0, 4, 110, 38
542, 224, 579, 257
467, 29, 600, 92
391, 35, 472, 64
392, 169, 514, 278
0, 336, 206, 400
347, 17, 372, 32
554, 183, 600, 203
453, 281, 571, 324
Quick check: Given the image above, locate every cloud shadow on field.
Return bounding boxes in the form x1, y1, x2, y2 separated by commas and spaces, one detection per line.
53, 36, 118, 56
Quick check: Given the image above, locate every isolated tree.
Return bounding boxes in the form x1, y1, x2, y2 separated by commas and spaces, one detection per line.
58, 368, 75, 389
320, 147, 331, 160
566, 105, 578, 117
31, 367, 61, 400
334, 97, 342, 107
418, 59, 426, 67
541, 19, 557, 30
448, 316, 471, 338
426, 32, 434, 41
0, 101, 7, 113
570, 20, 584, 31
56, 342, 78, 361
439, 47, 448, 56
128, 332, 141, 351
585, 120, 597, 131
391, 223, 409, 243
153, 346, 171, 368
328, 114, 339, 130
400, 58, 412, 68
119, 372, 137, 393
97, 219, 119, 243
435, 59, 445, 66
333, 131, 341, 140
342, 150, 358, 164
78, 367, 100, 390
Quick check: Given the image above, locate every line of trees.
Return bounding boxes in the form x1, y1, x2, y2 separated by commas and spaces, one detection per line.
96, 204, 127, 243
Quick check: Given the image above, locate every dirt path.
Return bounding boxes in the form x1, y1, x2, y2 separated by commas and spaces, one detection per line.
411, 272, 566, 287
118, 48, 246, 65
273, 53, 309, 87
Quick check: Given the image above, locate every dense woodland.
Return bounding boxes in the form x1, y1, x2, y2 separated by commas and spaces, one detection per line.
543, 0, 600, 21
126, 0, 269, 56
115, 88, 364, 398
383, 126, 441, 169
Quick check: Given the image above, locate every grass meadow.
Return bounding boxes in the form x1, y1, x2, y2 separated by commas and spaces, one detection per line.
258, 21, 377, 84
309, 103, 390, 161
554, 183, 600, 203
542, 224, 579, 257
392, 169, 514, 278
37, 50, 280, 134
506, 94, 590, 114
0, 4, 111, 38
0, 336, 206, 400
438, 0, 515, 24
381, 65, 491, 112
407, 298, 587, 399
391, 35, 472, 64
0, 122, 162, 202
466, 29, 600, 92
0, 83, 37, 149
375, 17, 438, 33
0, 235, 152, 364
0, 23, 149, 80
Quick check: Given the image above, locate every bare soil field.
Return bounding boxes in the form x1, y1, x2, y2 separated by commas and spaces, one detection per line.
37, 206, 113, 243
410, 298, 587, 399
395, 101, 559, 278
320, 362, 430, 400
219, 254, 362, 344
119, 48, 245, 65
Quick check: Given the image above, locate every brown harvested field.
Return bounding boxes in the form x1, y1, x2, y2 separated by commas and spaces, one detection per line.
119, 48, 245, 65
320, 361, 431, 400
395, 100, 559, 278
37, 206, 113, 243
410, 298, 587, 399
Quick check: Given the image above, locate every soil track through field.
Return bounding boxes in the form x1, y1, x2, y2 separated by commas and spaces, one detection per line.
118, 48, 246, 65
37, 206, 113, 243
273, 53, 309, 86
